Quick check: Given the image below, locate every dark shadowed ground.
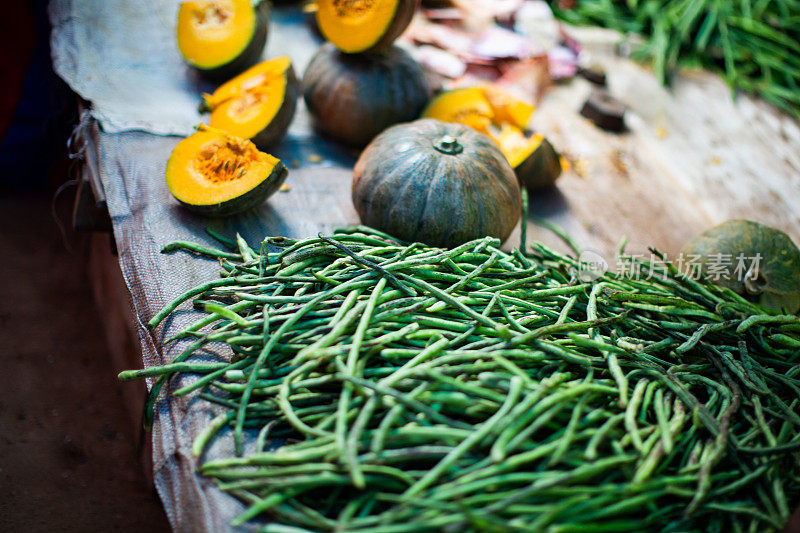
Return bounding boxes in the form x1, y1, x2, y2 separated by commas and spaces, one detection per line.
0, 192, 170, 532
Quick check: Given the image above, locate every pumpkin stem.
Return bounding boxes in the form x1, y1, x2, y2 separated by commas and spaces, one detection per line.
433, 135, 463, 155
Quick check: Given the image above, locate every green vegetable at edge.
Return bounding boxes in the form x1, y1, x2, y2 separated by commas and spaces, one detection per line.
119, 219, 800, 532
682, 219, 800, 314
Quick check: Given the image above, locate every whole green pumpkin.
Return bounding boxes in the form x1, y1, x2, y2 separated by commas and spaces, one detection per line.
352, 119, 522, 248
302, 43, 430, 148
681, 220, 800, 313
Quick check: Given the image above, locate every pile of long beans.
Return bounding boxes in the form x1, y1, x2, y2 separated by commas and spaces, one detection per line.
122, 225, 800, 532
552, 0, 800, 120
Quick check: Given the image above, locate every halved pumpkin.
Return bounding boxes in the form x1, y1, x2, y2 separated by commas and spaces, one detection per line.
166, 125, 288, 217
202, 57, 300, 148
177, 0, 269, 80
493, 125, 562, 190
316, 0, 419, 54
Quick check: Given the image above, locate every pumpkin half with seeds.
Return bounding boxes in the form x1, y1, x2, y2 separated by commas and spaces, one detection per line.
177, 0, 270, 80
166, 125, 288, 217
201, 57, 300, 148
303, 43, 430, 147
352, 119, 521, 248
316, 0, 419, 54
681, 220, 800, 313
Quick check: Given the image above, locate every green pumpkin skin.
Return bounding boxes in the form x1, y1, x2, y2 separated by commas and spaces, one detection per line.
302, 43, 430, 148
177, 162, 288, 218
516, 137, 562, 190
352, 119, 522, 248
681, 220, 800, 313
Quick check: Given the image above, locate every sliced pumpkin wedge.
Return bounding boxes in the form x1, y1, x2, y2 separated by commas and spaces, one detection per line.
494, 125, 539, 166
166, 125, 288, 217
493, 125, 562, 190
481, 85, 535, 130
423, 86, 535, 132
203, 57, 300, 148
316, 0, 419, 54
177, 0, 269, 79
422, 87, 495, 134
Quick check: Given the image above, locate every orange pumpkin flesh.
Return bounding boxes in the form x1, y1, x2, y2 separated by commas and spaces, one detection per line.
203, 57, 299, 148
166, 125, 288, 216
495, 125, 544, 168
422, 87, 495, 134
481, 85, 535, 129
316, 0, 419, 54
423, 86, 561, 189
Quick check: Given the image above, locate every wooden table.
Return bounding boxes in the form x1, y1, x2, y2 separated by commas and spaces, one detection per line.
63, 6, 800, 532
521, 26, 800, 264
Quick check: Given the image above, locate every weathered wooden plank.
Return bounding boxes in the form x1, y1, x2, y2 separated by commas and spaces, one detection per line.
516, 27, 800, 267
